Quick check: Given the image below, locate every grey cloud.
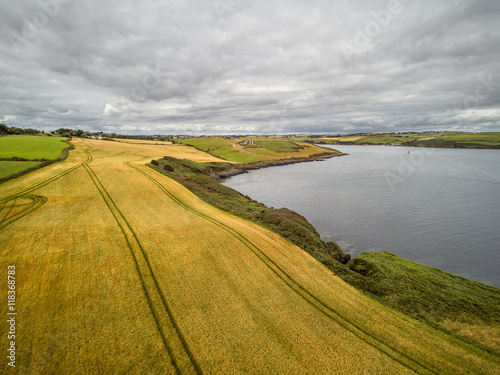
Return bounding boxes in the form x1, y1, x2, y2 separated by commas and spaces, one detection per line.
0, 0, 499, 134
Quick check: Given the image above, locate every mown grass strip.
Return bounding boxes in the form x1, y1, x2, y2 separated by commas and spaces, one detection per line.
83, 152, 202, 375
129, 162, 436, 375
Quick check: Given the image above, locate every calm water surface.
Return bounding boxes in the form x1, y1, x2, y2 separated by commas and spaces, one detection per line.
223, 145, 500, 287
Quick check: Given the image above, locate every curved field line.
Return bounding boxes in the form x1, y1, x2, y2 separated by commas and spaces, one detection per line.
82, 150, 201, 375
0, 146, 93, 235
0, 163, 81, 204
0, 145, 91, 205
128, 162, 437, 375
0, 195, 48, 233
0, 198, 17, 223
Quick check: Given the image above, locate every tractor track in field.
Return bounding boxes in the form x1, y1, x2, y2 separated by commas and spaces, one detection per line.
0, 198, 17, 223
1, 144, 201, 373
0, 146, 92, 233
128, 161, 437, 375
0, 146, 91, 204
0, 195, 48, 233
82, 150, 202, 375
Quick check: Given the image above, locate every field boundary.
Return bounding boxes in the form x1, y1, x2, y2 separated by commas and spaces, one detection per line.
0, 142, 85, 234
0, 138, 75, 185
0, 143, 90, 205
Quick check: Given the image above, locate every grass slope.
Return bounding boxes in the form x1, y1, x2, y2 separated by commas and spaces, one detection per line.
348, 252, 500, 352
0, 138, 499, 373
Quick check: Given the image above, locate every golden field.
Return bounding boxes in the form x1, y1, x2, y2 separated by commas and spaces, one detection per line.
1, 138, 499, 374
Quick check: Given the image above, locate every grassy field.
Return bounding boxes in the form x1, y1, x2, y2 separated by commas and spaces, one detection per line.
0, 135, 69, 159
179, 136, 339, 163
0, 161, 40, 179
1, 138, 499, 373
0, 135, 70, 181
306, 132, 500, 148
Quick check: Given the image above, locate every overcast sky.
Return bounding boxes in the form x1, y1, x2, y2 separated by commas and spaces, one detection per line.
1, 0, 499, 135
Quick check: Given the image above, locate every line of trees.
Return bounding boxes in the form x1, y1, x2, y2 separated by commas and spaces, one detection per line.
0, 124, 45, 135
0, 124, 176, 142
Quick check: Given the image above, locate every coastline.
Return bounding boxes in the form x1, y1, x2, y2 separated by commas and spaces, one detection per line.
149, 152, 500, 353
211, 151, 346, 180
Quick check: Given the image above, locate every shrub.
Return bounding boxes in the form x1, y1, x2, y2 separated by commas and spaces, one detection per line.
163, 164, 174, 171
151, 159, 159, 166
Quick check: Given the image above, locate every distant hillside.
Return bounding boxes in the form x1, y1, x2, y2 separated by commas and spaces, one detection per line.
292, 132, 500, 149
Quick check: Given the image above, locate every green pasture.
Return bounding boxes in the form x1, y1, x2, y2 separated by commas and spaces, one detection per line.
0, 161, 41, 178
0, 135, 68, 159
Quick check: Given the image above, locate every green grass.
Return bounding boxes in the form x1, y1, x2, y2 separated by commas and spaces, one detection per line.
446, 133, 500, 143
179, 137, 339, 163
241, 146, 281, 157
178, 137, 233, 150
356, 136, 405, 145
0, 161, 41, 178
348, 252, 500, 322
0, 135, 73, 183
346, 251, 500, 351
0, 135, 69, 159
254, 140, 304, 152
178, 137, 268, 162
213, 148, 269, 162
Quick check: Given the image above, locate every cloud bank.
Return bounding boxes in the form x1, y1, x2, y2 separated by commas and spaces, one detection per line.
1, 0, 499, 134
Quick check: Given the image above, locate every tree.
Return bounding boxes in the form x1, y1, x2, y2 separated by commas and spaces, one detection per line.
9, 127, 23, 134
56, 128, 72, 135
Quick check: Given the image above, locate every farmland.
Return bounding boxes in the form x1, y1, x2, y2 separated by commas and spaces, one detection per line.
0, 161, 40, 179
178, 136, 339, 163
1, 138, 499, 373
0, 135, 71, 182
295, 132, 500, 149
0, 135, 69, 159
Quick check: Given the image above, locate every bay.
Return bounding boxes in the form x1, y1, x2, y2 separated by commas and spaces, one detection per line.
223, 145, 500, 287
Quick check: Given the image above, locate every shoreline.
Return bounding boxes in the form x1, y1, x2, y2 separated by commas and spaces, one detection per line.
149, 153, 500, 353
214, 149, 499, 289
211, 152, 347, 180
